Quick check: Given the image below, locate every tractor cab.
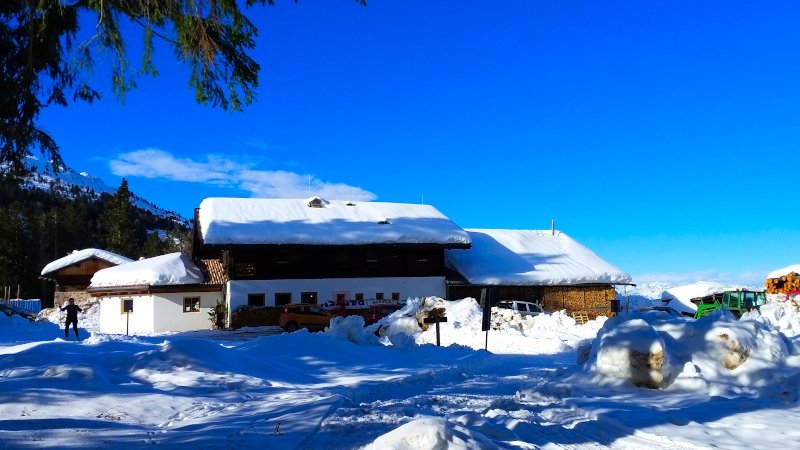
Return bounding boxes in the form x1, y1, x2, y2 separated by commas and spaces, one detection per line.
692, 289, 767, 319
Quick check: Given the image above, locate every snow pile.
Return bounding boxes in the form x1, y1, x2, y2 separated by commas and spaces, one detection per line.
590, 318, 672, 388
0, 313, 64, 348
661, 281, 728, 314
324, 315, 381, 346
491, 307, 605, 341
373, 297, 605, 354
41, 248, 133, 276
90, 252, 203, 287
754, 301, 800, 339
575, 310, 799, 397
360, 416, 494, 450
38, 298, 101, 331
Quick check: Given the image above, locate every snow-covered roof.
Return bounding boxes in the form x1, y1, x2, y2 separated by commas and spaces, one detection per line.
768, 264, 800, 280
197, 197, 471, 247
445, 229, 632, 286
41, 248, 133, 276
89, 252, 203, 288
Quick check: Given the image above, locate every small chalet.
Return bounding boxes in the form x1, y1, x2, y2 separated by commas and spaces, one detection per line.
445, 229, 632, 317
40, 248, 133, 308
88, 252, 224, 334
192, 196, 471, 323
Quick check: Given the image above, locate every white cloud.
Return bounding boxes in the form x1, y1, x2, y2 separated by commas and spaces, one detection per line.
109, 148, 377, 201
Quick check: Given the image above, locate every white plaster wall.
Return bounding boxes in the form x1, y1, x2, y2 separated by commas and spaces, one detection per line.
227, 276, 445, 316
152, 292, 220, 332
99, 295, 155, 334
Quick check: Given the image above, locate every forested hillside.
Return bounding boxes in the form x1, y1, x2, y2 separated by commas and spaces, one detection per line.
0, 174, 191, 300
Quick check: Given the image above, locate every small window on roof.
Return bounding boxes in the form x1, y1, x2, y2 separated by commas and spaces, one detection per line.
307, 197, 328, 208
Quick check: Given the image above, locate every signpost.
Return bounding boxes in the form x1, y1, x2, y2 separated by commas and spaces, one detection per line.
123, 299, 133, 336
480, 287, 496, 351
423, 316, 448, 346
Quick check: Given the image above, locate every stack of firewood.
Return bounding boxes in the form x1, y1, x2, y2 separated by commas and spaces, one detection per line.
765, 272, 800, 294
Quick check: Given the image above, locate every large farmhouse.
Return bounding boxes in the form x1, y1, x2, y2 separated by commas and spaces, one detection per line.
73, 198, 632, 333
192, 196, 471, 323
445, 229, 632, 317
40, 248, 133, 309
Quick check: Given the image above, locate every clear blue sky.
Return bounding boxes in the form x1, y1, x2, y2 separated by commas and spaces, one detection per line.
38, 1, 800, 286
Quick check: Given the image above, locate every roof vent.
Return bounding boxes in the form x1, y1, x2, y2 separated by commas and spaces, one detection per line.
306, 196, 329, 208
378, 218, 390, 225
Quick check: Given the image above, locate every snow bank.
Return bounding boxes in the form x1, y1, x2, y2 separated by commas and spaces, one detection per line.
324, 315, 381, 346
575, 310, 798, 398
0, 313, 70, 349
90, 252, 203, 287
360, 416, 495, 450
661, 281, 727, 314
372, 297, 606, 354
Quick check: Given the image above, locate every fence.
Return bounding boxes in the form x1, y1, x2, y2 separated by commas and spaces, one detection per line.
0, 299, 42, 313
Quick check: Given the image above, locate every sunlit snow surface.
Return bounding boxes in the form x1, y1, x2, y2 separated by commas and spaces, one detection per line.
2, 297, 800, 449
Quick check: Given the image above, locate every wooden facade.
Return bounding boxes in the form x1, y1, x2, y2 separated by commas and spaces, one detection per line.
196, 244, 451, 281
447, 283, 617, 318
42, 257, 119, 290
41, 257, 122, 308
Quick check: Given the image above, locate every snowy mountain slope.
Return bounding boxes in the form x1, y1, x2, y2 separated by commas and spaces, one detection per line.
2, 156, 187, 223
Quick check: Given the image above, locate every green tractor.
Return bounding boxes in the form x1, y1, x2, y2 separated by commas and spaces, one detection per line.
693, 289, 767, 319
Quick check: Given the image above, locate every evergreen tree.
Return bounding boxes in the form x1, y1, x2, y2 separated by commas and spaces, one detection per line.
0, 1, 366, 174
142, 232, 167, 258
99, 179, 138, 258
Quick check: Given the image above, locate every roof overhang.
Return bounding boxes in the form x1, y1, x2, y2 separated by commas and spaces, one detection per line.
88, 284, 222, 297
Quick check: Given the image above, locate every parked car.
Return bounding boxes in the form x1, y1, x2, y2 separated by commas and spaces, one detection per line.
279, 303, 333, 332
495, 300, 544, 317
0, 303, 37, 321
362, 304, 402, 325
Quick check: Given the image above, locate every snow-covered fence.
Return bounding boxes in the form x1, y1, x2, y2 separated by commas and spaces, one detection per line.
0, 299, 41, 313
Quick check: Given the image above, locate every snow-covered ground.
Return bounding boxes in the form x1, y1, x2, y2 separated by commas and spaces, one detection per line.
3, 296, 800, 449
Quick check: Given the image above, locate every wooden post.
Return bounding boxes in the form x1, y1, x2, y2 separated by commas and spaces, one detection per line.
423, 316, 448, 346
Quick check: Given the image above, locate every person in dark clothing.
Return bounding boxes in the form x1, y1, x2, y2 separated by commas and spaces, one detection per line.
60, 298, 82, 339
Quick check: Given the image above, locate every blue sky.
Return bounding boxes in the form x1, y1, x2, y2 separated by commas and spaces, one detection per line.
38, 1, 800, 285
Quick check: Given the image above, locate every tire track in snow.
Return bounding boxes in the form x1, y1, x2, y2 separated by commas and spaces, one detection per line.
304, 354, 700, 449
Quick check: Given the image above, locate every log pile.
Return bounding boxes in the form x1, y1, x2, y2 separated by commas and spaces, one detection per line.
542, 285, 617, 319
765, 272, 800, 295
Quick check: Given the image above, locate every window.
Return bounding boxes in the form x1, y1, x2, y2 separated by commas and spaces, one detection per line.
375, 292, 384, 300
183, 297, 201, 313
275, 292, 292, 306
355, 293, 364, 301
417, 251, 431, 263
275, 251, 289, 264
391, 292, 400, 301
301, 292, 318, 304
121, 298, 133, 314
234, 262, 257, 278
248, 293, 265, 307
